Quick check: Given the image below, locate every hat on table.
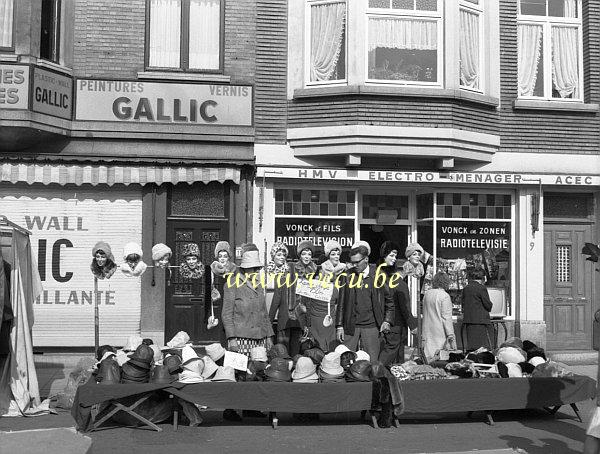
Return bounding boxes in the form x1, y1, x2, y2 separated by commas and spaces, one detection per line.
163, 354, 183, 374
355, 350, 370, 362
201, 355, 219, 379
497, 346, 526, 364
165, 331, 190, 349
334, 344, 351, 355
205, 343, 226, 362
212, 366, 236, 382
320, 352, 344, 377
346, 360, 372, 382
268, 343, 291, 361
96, 358, 121, 385
291, 356, 318, 383
250, 346, 268, 362
128, 344, 154, 369
340, 351, 357, 371
150, 365, 176, 384
265, 357, 292, 382
304, 347, 325, 365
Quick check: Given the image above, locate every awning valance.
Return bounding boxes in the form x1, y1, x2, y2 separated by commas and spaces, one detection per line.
0, 163, 241, 186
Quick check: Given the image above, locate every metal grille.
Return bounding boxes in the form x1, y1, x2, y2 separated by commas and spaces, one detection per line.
557, 245, 571, 283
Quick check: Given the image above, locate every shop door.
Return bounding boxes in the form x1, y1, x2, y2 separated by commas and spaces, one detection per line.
165, 220, 227, 344
544, 223, 593, 350
359, 225, 409, 264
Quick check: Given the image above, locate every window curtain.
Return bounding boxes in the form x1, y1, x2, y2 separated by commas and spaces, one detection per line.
517, 23, 543, 97
459, 9, 479, 89
563, 0, 576, 18
552, 26, 579, 98
368, 17, 437, 52
189, 0, 221, 70
149, 0, 181, 68
0, 0, 13, 48
310, 1, 346, 82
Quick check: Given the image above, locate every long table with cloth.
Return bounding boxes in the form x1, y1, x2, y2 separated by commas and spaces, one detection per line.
71, 375, 595, 431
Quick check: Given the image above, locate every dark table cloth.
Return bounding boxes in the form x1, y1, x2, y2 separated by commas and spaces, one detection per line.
400, 376, 596, 413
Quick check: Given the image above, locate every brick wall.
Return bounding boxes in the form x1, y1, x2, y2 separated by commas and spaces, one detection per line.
498, 0, 600, 155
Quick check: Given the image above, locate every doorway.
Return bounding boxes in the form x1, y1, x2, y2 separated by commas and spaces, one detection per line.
359, 225, 409, 264
165, 220, 227, 344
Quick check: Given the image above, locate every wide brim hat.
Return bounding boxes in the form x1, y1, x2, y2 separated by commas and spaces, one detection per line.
405, 242, 424, 259
128, 344, 154, 369
320, 352, 344, 376
205, 342, 226, 362
150, 365, 176, 384
214, 241, 231, 258
380, 241, 401, 259
152, 243, 172, 261
296, 240, 315, 256
181, 345, 201, 365
178, 370, 205, 384
123, 242, 143, 260
318, 369, 345, 381
351, 240, 371, 256
324, 240, 342, 257
92, 241, 115, 263
201, 355, 219, 379
212, 366, 236, 382
265, 364, 292, 382
347, 360, 372, 382
240, 250, 263, 269
270, 241, 289, 259
293, 373, 319, 383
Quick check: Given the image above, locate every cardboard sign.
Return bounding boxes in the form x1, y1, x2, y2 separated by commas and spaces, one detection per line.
224, 351, 248, 372
296, 278, 334, 303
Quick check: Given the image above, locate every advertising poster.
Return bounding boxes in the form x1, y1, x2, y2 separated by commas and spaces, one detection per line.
0, 187, 143, 346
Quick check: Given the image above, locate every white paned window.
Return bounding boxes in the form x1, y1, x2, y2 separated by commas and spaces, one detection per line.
459, 0, 483, 91
306, 0, 347, 84
556, 245, 571, 283
0, 0, 14, 49
148, 0, 222, 71
518, 0, 582, 100
367, 0, 442, 85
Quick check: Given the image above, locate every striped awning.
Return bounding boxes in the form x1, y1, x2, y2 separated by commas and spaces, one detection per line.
0, 163, 241, 186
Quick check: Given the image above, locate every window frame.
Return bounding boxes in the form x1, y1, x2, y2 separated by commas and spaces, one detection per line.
517, 0, 584, 101
0, 0, 16, 52
304, 0, 348, 87
458, 0, 484, 93
39, 0, 61, 64
365, 0, 444, 87
145, 0, 225, 73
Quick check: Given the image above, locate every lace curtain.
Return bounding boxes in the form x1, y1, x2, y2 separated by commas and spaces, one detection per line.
189, 0, 221, 70
517, 23, 543, 97
310, 1, 346, 81
552, 26, 578, 98
149, 0, 181, 67
368, 17, 437, 52
563, 0, 576, 18
459, 8, 479, 89
0, 0, 13, 48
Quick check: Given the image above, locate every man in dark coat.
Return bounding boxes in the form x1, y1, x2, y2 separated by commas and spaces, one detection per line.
461, 268, 493, 351
335, 242, 395, 361
377, 241, 417, 366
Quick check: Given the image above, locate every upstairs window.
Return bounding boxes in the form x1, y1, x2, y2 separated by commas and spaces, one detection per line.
40, 0, 61, 63
306, 0, 347, 84
147, 0, 223, 71
459, 0, 483, 91
517, 0, 582, 100
367, 0, 442, 85
0, 0, 14, 50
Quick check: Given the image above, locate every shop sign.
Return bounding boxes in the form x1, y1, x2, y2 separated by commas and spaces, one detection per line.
0, 187, 143, 347
261, 167, 600, 186
0, 65, 29, 109
75, 79, 252, 126
274, 217, 355, 260
32, 67, 73, 119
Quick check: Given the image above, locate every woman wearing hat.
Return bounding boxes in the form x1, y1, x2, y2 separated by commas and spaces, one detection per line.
210, 241, 237, 346
320, 240, 346, 279
90, 241, 117, 280
269, 240, 315, 356
179, 242, 204, 279
222, 246, 274, 357
378, 241, 417, 365
461, 268, 493, 351
266, 241, 289, 275
422, 272, 456, 363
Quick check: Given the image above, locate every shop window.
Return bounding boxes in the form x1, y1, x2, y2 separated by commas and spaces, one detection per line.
517, 0, 582, 100
0, 0, 14, 50
361, 194, 409, 220
544, 192, 592, 218
306, 0, 347, 84
147, 0, 222, 71
367, 0, 442, 84
170, 182, 225, 217
417, 193, 433, 219
275, 189, 354, 217
40, 0, 61, 63
556, 244, 571, 283
436, 192, 511, 219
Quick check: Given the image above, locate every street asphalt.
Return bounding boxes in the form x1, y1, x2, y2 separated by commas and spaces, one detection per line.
0, 364, 597, 454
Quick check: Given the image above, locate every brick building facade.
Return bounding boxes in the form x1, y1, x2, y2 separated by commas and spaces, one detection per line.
253, 0, 600, 351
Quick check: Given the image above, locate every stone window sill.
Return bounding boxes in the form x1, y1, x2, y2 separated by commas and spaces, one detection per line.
513, 99, 599, 112
0, 54, 18, 62
293, 85, 499, 107
35, 59, 73, 76
137, 71, 231, 83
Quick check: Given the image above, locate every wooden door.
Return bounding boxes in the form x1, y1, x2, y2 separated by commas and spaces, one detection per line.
544, 223, 593, 350
165, 220, 227, 344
